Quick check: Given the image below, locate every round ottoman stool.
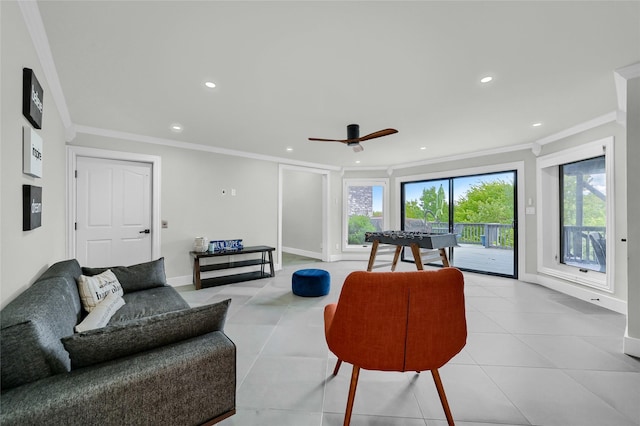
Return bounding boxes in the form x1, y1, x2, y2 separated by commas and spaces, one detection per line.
292, 269, 330, 297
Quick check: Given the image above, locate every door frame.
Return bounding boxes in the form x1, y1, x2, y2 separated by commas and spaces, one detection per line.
395, 161, 525, 279
66, 146, 162, 261
278, 164, 331, 266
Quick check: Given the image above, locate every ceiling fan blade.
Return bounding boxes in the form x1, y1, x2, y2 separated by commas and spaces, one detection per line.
308, 137, 347, 143
358, 128, 398, 142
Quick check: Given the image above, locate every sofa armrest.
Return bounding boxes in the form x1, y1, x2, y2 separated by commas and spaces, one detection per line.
1, 331, 236, 426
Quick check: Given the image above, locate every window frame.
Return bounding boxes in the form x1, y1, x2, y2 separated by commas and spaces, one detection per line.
536, 137, 615, 292
342, 178, 389, 251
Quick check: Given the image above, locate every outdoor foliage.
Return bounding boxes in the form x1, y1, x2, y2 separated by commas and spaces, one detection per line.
348, 215, 376, 244
454, 179, 514, 224
562, 175, 606, 226
405, 184, 449, 224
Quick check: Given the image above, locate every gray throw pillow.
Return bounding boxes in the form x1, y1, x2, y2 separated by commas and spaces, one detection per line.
61, 299, 231, 369
82, 257, 167, 293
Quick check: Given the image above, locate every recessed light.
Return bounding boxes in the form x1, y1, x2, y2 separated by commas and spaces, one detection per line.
420, 146, 427, 150
355, 160, 361, 164
204, 81, 216, 89
170, 123, 183, 133
480, 76, 493, 83
286, 147, 293, 152
532, 122, 542, 127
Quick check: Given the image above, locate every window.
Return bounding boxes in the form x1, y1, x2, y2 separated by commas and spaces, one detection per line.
400, 171, 517, 277
560, 156, 607, 273
537, 137, 614, 291
343, 179, 388, 250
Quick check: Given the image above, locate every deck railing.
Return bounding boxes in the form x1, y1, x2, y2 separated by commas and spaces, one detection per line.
562, 225, 606, 271
403, 219, 514, 249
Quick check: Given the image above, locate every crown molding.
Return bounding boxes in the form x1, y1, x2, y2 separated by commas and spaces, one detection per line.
18, 0, 74, 137
534, 111, 617, 146
387, 142, 533, 172
614, 62, 640, 125
73, 125, 342, 171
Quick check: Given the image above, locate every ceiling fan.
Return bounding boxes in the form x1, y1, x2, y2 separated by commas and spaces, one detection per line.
308, 124, 398, 152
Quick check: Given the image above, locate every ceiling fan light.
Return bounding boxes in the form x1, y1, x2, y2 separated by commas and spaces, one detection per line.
351, 143, 364, 153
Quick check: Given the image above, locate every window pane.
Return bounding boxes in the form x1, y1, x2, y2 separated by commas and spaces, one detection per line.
347, 185, 384, 245
402, 180, 449, 233
560, 156, 606, 273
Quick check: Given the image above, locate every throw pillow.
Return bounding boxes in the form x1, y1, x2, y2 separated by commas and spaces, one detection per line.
81, 257, 167, 293
75, 292, 125, 333
77, 269, 124, 313
61, 298, 231, 369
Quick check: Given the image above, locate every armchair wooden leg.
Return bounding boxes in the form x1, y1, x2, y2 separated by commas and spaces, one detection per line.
333, 359, 343, 376
431, 369, 454, 426
343, 365, 361, 426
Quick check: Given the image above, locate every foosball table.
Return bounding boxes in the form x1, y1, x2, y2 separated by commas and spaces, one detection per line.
364, 231, 458, 271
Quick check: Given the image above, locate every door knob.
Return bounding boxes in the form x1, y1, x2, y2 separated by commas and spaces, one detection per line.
139, 229, 151, 234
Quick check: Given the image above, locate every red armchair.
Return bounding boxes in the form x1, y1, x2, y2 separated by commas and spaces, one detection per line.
324, 268, 467, 426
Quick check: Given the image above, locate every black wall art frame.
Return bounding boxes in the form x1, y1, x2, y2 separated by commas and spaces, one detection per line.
23, 68, 44, 129
23, 185, 42, 231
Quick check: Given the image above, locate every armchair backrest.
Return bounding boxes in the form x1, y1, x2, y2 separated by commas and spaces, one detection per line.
325, 268, 466, 372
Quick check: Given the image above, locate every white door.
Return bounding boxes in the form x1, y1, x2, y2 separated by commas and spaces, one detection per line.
76, 157, 152, 267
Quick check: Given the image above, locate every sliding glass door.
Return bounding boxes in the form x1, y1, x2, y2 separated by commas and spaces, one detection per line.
401, 171, 517, 278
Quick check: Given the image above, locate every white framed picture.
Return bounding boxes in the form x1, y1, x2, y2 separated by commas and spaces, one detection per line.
23, 126, 43, 178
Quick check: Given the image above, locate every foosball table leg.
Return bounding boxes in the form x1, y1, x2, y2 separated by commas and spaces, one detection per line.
410, 243, 424, 271
439, 248, 450, 267
390, 245, 402, 272
366, 240, 379, 272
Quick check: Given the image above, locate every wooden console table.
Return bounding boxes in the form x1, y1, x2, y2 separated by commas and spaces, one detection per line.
190, 245, 275, 290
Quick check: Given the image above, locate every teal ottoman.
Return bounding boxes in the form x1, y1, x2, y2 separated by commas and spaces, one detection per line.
292, 269, 330, 297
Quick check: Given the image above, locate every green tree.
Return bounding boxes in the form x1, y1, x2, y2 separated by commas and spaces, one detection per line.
348, 215, 376, 244
404, 200, 422, 219
416, 185, 449, 222
454, 180, 513, 224
562, 175, 606, 226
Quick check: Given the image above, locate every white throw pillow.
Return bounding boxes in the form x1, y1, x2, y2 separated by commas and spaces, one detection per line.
75, 292, 125, 333
77, 269, 124, 313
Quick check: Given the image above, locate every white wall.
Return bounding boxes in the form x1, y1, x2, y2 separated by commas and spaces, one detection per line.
1, 1, 68, 308
625, 76, 640, 354
340, 120, 629, 310
68, 133, 279, 283
282, 169, 322, 256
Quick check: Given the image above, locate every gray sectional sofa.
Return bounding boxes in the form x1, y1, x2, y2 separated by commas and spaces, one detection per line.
0, 258, 236, 426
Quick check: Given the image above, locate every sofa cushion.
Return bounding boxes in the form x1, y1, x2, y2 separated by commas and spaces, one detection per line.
34, 259, 83, 320
1, 277, 78, 389
77, 269, 124, 313
75, 293, 125, 333
61, 299, 231, 369
82, 258, 167, 293
109, 286, 189, 323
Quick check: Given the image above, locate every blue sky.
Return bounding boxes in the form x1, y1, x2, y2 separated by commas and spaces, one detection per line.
369, 171, 515, 213
403, 172, 515, 204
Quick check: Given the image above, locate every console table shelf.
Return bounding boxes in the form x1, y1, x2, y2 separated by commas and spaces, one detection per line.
190, 245, 275, 290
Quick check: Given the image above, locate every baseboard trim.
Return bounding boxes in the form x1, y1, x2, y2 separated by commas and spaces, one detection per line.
167, 275, 193, 287
282, 246, 322, 260
623, 328, 640, 358
520, 272, 626, 314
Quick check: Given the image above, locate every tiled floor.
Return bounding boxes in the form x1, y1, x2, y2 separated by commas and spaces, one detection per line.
175, 260, 640, 426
